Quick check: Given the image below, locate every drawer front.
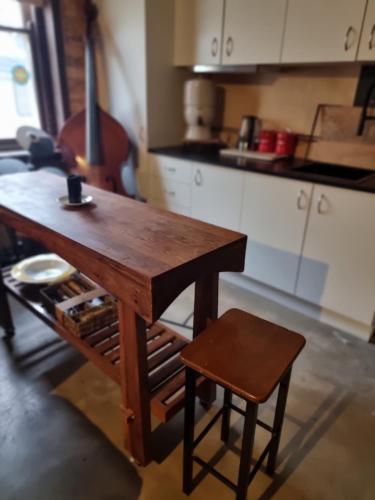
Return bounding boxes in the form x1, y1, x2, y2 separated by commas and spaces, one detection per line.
151, 176, 192, 209
151, 198, 191, 217
151, 155, 192, 184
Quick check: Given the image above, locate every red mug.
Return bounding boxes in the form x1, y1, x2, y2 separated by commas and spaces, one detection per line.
275, 131, 297, 156
258, 130, 277, 153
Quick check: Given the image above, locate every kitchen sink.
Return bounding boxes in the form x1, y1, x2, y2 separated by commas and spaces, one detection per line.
293, 163, 374, 182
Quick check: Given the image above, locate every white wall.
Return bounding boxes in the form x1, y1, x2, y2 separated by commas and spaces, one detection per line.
96, 0, 149, 194
145, 0, 188, 148
96, 0, 189, 197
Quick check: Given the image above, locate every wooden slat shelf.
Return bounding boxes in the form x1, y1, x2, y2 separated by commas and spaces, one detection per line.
2, 267, 204, 423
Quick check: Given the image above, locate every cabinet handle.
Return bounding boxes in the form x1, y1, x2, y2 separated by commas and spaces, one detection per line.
297, 189, 307, 210
369, 24, 375, 50
344, 26, 355, 51
317, 194, 328, 214
166, 167, 176, 173
211, 37, 218, 57
194, 169, 203, 186
166, 190, 176, 197
226, 36, 234, 57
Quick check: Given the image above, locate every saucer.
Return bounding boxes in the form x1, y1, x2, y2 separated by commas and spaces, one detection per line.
58, 194, 93, 208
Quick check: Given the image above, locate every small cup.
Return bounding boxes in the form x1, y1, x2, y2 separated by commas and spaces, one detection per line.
67, 175, 82, 204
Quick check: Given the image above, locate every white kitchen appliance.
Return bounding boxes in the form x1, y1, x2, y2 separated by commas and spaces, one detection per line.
184, 79, 215, 142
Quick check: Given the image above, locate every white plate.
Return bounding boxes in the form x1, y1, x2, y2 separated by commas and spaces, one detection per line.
58, 194, 93, 207
11, 254, 76, 285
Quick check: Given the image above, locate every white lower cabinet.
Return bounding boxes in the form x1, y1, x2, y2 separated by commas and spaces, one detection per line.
296, 185, 375, 325
149, 154, 192, 215
240, 172, 313, 294
191, 163, 244, 231
150, 153, 375, 336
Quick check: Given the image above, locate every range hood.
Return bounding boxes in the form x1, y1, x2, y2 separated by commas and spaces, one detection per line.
191, 65, 257, 74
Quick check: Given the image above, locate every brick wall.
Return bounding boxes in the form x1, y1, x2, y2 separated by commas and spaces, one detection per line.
59, 0, 86, 115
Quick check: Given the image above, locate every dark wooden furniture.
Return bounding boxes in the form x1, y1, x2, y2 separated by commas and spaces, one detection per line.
0, 171, 247, 466
181, 308, 306, 500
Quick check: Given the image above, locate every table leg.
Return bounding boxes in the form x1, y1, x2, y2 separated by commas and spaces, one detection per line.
0, 268, 15, 338
118, 301, 152, 466
193, 272, 218, 405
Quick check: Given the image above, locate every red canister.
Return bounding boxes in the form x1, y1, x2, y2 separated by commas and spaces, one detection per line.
275, 131, 297, 156
258, 130, 277, 153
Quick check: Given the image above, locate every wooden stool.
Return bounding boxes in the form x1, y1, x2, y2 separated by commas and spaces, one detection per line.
181, 308, 306, 500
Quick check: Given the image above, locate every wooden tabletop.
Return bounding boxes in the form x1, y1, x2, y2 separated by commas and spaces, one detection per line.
0, 172, 247, 322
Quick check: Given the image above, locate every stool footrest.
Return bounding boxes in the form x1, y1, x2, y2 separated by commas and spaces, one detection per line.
192, 456, 237, 492
193, 407, 224, 449
248, 437, 274, 484
190, 402, 277, 493
230, 403, 273, 433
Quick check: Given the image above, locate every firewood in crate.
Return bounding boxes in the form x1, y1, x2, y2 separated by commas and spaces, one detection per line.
55, 288, 118, 338
40, 274, 96, 316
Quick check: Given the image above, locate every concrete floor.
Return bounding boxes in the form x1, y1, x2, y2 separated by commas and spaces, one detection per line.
0, 279, 374, 500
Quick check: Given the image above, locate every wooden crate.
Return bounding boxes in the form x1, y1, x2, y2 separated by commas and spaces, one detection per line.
40, 275, 117, 338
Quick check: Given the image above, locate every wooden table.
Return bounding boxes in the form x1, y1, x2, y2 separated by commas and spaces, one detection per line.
0, 171, 246, 465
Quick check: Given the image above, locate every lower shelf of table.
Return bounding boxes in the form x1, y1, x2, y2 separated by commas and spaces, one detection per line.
2, 266, 206, 423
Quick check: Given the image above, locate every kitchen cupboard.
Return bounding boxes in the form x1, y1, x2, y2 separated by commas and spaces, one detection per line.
222, 0, 288, 65
240, 173, 313, 294
174, 0, 225, 66
149, 155, 192, 216
296, 185, 375, 325
281, 0, 367, 63
149, 153, 375, 339
358, 0, 375, 61
191, 163, 244, 231
174, 0, 370, 66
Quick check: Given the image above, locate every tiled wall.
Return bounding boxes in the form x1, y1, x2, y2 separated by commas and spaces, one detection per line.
212, 65, 360, 144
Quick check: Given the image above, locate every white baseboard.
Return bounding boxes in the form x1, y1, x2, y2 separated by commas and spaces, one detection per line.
221, 272, 373, 342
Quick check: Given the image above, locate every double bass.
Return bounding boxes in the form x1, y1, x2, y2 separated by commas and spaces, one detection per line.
58, 0, 129, 194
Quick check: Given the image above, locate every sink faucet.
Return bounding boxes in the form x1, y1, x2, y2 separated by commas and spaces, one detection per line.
357, 81, 375, 136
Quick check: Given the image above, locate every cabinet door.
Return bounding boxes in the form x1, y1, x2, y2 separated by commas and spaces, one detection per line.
174, 0, 224, 66
358, 0, 375, 61
240, 173, 313, 294
149, 155, 192, 215
282, 0, 367, 63
191, 164, 244, 231
296, 186, 375, 325
222, 0, 287, 65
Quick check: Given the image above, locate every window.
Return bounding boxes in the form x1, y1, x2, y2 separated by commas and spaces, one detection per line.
0, 0, 67, 150
0, 0, 41, 141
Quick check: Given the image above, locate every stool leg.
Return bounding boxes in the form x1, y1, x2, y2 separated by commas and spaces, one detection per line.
236, 401, 258, 500
266, 368, 292, 475
183, 367, 197, 495
221, 388, 232, 443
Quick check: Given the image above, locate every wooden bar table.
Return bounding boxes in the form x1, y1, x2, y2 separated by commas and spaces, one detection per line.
0, 171, 246, 466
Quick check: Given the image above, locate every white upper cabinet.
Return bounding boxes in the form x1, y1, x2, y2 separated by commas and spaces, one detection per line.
358, 0, 375, 61
222, 0, 288, 65
191, 163, 244, 231
282, 0, 367, 63
240, 173, 313, 294
174, 0, 225, 66
296, 186, 375, 326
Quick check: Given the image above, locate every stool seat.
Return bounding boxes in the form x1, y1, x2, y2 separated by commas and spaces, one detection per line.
181, 308, 305, 404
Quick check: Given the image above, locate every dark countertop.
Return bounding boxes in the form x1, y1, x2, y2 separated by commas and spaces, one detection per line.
149, 145, 375, 194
